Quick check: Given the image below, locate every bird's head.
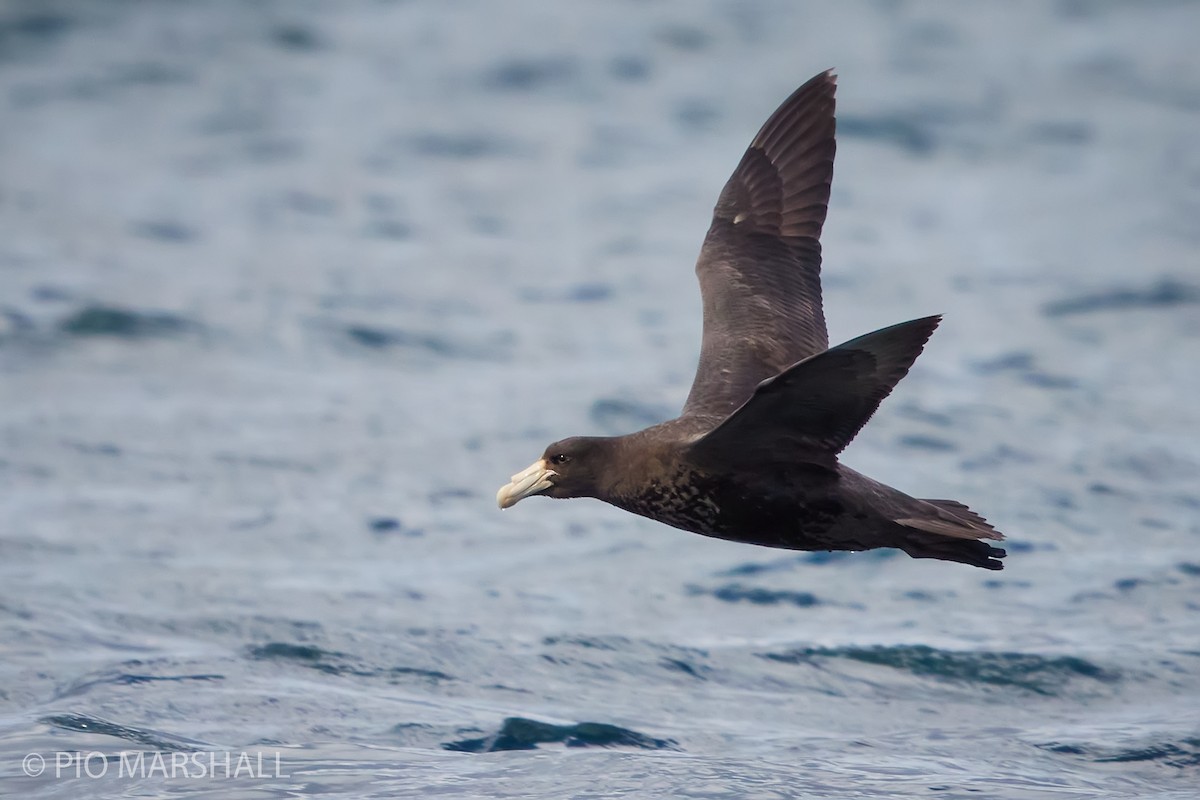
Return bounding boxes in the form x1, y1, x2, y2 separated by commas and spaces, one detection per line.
496, 436, 613, 508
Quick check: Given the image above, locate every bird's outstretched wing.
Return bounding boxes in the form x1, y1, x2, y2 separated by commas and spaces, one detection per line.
682, 70, 837, 419
687, 316, 941, 469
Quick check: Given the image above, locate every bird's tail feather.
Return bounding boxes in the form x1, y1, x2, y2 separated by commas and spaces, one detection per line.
894, 499, 1007, 570
896, 499, 1004, 541
900, 533, 1006, 570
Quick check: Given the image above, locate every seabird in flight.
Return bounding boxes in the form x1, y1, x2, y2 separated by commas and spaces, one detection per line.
497, 71, 1006, 570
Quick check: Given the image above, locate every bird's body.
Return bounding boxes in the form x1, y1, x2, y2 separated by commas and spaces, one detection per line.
497, 71, 1007, 570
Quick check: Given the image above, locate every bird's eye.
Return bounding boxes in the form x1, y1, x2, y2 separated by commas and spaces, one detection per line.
551, 454, 571, 465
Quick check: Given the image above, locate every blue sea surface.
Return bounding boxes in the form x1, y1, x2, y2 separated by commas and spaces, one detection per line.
1, 1, 1199, 797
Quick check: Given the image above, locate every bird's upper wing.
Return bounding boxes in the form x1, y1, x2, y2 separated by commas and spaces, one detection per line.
682, 70, 837, 419
687, 316, 941, 469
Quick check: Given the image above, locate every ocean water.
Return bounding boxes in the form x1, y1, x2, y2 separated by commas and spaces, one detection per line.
1, 1, 1199, 797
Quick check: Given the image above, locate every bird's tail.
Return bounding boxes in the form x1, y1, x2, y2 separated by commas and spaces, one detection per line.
899, 533, 1006, 570
896, 499, 1007, 570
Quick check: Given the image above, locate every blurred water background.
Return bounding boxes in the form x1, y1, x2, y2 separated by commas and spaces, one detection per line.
2, 1, 1199, 797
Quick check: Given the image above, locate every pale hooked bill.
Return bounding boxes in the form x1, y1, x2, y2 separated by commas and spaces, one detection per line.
496, 459, 557, 509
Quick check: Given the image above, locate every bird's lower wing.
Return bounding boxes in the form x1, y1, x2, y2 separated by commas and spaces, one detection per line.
686, 316, 942, 469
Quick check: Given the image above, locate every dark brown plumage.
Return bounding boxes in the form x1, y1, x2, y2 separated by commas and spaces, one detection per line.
497, 71, 1006, 570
